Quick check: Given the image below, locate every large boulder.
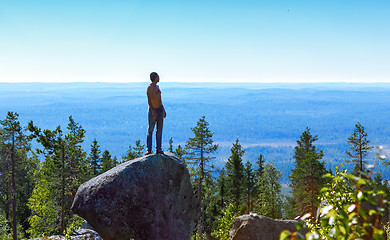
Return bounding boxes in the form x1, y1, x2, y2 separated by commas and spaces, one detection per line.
230, 213, 307, 240
71, 153, 199, 240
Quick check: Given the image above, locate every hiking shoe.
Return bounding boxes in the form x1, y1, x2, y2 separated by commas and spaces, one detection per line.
144, 150, 152, 155
156, 149, 164, 154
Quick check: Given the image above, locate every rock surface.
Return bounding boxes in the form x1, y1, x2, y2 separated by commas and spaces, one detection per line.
71, 153, 199, 240
230, 213, 307, 240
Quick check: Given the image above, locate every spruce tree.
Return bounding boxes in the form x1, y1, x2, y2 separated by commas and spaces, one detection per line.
225, 139, 245, 211
257, 162, 283, 219
346, 122, 373, 173
122, 140, 144, 162
184, 116, 218, 239
289, 127, 327, 219
201, 174, 219, 237
256, 154, 265, 179
216, 168, 227, 209
253, 154, 265, 203
89, 139, 101, 176
101, 150, 116, 173
243, 161, 256, 213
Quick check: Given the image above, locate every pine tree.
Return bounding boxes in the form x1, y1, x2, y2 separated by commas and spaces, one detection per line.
184, 116, 218, 239
346, 122, 373, 173
225, 139, 245, 211
257, 162, 283, 219
0, 112, 32, 240
0, 123, 11, 227
89, 139, 101, 176
289, 127, 327, 219
28, 116, 87, 234
64, 116, 88, 220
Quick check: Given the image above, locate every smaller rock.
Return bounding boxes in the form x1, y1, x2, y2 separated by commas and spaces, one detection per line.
71, 228, 103, 240
230, 214, 307, 240
80, 220, 94, 230
29, 228, 102, 240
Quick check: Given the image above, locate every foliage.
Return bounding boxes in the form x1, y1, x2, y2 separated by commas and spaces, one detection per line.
63, 214, 84, 240
0, 209, 12, 240
281, 166, 388, 240
28, 116, 88, 234
27, 179, 60, 238
211, 203, 239, 240
2, 110, 389, 239
201, 175, 220, 236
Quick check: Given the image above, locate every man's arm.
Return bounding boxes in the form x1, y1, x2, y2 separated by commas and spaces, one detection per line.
162, 105, 166, 118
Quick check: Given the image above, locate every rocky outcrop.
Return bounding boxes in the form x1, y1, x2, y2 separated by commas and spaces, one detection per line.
230, 213, 307, 240
71, 153, 199, 240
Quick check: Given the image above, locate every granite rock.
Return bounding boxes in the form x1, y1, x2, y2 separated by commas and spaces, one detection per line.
71, 153, 199, 240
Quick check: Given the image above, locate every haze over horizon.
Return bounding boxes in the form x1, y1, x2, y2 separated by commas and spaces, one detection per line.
1, 1, 389, 83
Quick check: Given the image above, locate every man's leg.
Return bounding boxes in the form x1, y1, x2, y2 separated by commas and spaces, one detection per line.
156, 109, 164, 152
147, 108, 156, 153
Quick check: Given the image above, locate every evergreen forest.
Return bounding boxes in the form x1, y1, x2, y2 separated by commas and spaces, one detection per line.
1, 82, 390, 239
1, 110, 390, 239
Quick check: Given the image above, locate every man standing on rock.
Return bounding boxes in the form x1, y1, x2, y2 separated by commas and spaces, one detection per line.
145, 72, 166, 155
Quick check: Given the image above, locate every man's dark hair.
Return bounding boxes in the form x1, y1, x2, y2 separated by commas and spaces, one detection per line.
150, 72, 159, 82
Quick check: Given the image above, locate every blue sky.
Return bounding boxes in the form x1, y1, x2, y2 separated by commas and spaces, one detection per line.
0, 0, 389, 83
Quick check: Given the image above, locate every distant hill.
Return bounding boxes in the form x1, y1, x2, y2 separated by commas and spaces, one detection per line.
1, 82, 389, 183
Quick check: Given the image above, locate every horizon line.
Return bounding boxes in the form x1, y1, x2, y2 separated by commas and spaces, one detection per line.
1, 81, 390, 84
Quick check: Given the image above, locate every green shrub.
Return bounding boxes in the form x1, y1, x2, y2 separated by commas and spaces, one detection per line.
211, 203, 239, 240
281, 167, 388, 240
64, 214, 84, 240
0, 211, 12, 240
